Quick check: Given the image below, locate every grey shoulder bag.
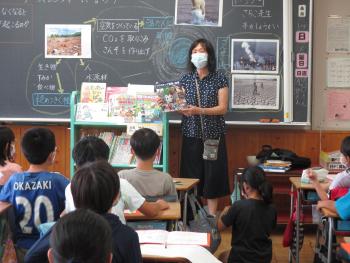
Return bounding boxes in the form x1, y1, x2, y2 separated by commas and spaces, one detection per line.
195, 79, 220, 161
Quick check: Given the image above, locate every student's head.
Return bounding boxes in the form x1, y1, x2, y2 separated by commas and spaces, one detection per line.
71, 160, 120, 214
21, 128, 56, 165
130, 128, 160, 161
48, 209, 112, 263
340, 136, 350, 167
241, 166, 273, 204
0, 127, 15, 166
72, 136, 109, 167
187, 38, 216, 73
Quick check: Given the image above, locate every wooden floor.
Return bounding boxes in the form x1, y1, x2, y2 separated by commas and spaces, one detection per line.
215, 225, 317, 263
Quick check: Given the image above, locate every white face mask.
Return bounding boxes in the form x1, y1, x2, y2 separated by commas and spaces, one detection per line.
191, 53, 208, 69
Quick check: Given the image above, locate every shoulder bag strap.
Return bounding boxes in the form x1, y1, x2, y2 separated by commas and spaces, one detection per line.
195, 78, 206, 140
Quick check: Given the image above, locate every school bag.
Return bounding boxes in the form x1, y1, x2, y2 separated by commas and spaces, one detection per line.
256, 145, 311, 169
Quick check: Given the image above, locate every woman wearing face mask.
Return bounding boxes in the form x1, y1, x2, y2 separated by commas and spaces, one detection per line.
0, 126, 22, 190
179, 38, 229, 216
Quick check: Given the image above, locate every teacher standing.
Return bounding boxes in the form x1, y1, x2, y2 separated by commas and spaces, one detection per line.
179, 38, 230, 216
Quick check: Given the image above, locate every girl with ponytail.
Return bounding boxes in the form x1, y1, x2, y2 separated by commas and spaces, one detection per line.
217, 166, 277, 263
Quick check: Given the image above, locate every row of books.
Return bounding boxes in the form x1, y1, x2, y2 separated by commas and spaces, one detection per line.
76, 82, 188, 123
97, 132, 162, 165
258, 160, 292, 173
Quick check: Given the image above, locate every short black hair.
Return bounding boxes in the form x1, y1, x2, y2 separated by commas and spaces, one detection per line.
72, 136, 110, 167
130, 128, 160, 161
0, 126, 15, 166
71, 161, 120, 214
21, 128, 55, 165
340, 136, 350, 158
50, 209, 112, 263
187, 38, 217, 73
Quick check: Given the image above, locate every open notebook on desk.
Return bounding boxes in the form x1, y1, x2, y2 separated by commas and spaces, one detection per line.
141, 244, 221, 263
136, 230, 210, 247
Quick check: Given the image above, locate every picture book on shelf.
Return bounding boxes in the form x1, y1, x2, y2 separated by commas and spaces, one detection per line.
80, 82, 106, 103
108, 94, 137, 123
75, 103, 108, 122
155, 82, 188, 112
136, 230, 210, 247
105, 86, 128, 102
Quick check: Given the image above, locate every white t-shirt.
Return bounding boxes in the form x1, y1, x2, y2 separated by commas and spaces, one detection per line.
65, 178, 145, 224
329, 168, 350, 190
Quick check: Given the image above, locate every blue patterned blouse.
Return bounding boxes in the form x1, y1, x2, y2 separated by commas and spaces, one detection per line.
179, 71, 228, 139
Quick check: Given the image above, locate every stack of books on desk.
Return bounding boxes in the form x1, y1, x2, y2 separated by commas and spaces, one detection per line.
258, 160, 291, 173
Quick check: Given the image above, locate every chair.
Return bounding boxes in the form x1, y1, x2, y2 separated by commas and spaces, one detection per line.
314, 208, 350, 263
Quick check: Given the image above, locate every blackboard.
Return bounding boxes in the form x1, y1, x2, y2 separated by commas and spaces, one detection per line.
0, 0, 311, 123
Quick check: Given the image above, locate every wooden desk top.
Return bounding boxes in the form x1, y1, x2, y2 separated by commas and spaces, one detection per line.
0, 201, 11, 215
321, 207, 339, 218
173, 178, 200, 191
125, 202, 181, 220
289, 177, 330, 190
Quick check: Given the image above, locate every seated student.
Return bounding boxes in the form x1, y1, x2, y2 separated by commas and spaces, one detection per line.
217, 166, 277, 263
317, 190, 350, 220
25, 161, 142, 263
0, 126, 22, 189
0, 128, 69, 262
119, 128, 177, 199
48, 209, 113, 263
65, 136, 169, 223
308, 136, 350, 201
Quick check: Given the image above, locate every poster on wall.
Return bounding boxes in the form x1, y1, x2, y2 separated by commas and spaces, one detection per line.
231, 74, 280, 110
231, 39, 279, 74
327, 90, 350, 121
327, 58, 350, 88
327, 16, 350, 53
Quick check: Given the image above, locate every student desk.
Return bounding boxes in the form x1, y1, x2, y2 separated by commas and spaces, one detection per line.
289, 177, 329, 263
125, 202, 181, 230
125, 202, 181, 220
173, 178, 200, 228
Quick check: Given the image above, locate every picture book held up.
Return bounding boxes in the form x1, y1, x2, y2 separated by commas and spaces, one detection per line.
155, 82, 188, 112
136, 230, 210, 247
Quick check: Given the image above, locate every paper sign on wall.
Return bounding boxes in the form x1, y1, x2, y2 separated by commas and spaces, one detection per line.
327, 90, 350, 121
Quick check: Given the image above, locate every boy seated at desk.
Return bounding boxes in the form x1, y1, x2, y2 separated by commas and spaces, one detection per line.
0, 128, 69, 262
118, 128, 178, 201
65, 136, 169, 224
308, 136, 350, 201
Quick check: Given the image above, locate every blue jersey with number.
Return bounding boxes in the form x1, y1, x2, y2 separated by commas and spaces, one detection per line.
0, 171, 69, 249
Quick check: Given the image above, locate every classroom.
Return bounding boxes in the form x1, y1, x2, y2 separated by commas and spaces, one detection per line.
0, 0, 350, 262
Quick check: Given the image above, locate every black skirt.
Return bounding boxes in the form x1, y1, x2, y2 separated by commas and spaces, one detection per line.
180, 135, 230, 199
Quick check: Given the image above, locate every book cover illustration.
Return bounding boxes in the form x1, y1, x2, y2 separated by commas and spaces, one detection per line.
155, 82, 188, 112
105, 86, 128, 102
135, 93, 162, 123
75, 103, 108, 122
80, 82, 106, 103
108, 94, 137, 123
109, 135, 133, 165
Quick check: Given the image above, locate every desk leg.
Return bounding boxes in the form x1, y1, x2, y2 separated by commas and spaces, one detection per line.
295, 189, 300, 263
183, 191, 188, 230
289, 184, 294, 263
327, 217, 333, 263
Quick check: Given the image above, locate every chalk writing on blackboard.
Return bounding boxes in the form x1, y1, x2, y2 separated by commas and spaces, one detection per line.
32, 93, 70, 107
0, 3, 32, 43
217, 37, 230, 70
294, 78, 307, 106
232, 0, 264, 8
26, 54, 74, 114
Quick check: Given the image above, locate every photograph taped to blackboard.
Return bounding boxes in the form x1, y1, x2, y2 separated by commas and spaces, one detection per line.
175, 0, 223, 27
231, 39, 279, 74
231, 74, 280, 110
45, 24, 91, 58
